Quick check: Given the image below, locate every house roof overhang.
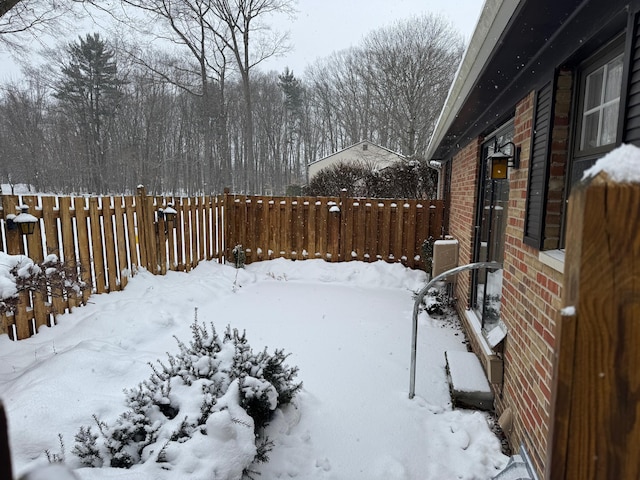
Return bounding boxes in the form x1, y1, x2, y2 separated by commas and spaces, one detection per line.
426, 0, 630, 161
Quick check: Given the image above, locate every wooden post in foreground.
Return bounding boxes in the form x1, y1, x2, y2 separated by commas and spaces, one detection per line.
546, 171, 640, 479
0, 401, 13, 480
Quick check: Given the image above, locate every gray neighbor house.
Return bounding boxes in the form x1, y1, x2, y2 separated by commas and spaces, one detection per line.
426, 0, 640, 478
307, 140, 405, 182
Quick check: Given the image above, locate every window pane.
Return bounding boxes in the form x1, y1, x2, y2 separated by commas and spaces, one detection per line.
600, 102, 619, 145
581, 111, 600, 149
604, 55, 623, 102
585, 67, 604, 110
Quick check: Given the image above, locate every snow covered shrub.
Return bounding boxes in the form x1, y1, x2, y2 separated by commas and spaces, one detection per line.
421, 236, 435, 275
0, 252, 88, 315
413, 286, 447, 316
72, 426, 101, 467
72, 314, 302, 477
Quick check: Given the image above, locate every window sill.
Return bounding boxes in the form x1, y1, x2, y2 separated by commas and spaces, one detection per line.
539, 249, 565, 274
463, 310, 504, 384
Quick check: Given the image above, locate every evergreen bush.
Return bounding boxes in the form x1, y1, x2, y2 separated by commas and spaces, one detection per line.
71, 313, 302, 475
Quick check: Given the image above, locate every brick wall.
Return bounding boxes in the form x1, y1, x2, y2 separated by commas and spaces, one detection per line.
449, 138, 482, 307
447, 89, 567, 477
544, 69, 572, 250
498, 91, 565, 476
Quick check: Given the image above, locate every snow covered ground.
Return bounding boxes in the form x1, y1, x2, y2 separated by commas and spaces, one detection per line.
0, 258, 508, 479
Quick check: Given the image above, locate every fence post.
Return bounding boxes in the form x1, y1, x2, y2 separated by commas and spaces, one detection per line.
136, 186, 158, 273
546, 171, 640, 479
222, 188, 231, 263
0, 401, 13, 480
339, 189, 348, 262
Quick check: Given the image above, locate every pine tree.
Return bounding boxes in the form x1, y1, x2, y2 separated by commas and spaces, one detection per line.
54, 33, 124, 193
278, 69, 305, 188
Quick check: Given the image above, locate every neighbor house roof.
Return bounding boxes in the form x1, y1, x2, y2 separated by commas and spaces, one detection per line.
308, 140, 405, 180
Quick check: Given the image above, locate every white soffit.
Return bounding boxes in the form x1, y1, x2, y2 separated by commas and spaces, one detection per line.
425, 0, 521, 160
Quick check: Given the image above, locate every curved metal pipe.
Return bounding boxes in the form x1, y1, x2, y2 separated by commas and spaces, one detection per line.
408, 261, 502, 399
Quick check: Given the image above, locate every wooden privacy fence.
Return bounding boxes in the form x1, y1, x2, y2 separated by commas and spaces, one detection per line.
0, 188, 444, 340
225, 191, 444, 268
546, 172, 640, 479
0, 187, 224, 340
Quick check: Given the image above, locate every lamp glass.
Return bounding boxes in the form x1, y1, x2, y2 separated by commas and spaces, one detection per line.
491, 157, 509, 180
19, 221, 36, 235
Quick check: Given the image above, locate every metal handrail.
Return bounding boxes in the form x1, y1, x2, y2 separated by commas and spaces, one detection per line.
408, 261, 503, 399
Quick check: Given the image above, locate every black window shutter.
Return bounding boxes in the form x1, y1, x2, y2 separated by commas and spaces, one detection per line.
624, 12, 640, 145
523, 81, 553, 249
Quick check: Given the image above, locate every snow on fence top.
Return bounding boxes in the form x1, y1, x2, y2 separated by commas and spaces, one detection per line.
583, 143, 640, 183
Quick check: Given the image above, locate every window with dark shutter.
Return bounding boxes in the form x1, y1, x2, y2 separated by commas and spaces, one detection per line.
523, 82, 553, 249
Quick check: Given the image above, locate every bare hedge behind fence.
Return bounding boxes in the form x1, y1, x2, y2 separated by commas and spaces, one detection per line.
0, 189, 444, 340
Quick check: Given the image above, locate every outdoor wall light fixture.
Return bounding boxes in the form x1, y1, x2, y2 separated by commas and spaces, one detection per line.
157, 204, 177, 231
162, 204, 178, 225
8, 205, 39, 235
488, 141, 520, 180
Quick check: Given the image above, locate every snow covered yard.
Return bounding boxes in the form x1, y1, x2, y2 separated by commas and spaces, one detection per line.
0, 258, 508, 479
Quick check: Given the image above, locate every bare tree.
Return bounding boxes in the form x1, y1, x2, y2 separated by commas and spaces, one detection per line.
0, 78, 50, 191
115, 0, 241, 193
0, 1, 80, 53
0, 7, 461, 197
209, 0, 295, 193
305, 14, 463, 159
361, 15, 464, 157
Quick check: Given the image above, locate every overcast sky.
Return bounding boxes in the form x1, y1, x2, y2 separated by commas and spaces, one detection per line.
263, 0, 485, 75
0, 0, 485, 81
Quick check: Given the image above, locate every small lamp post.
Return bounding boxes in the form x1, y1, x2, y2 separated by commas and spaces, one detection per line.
488, 141, 520, 180
163, 204, 177, 227
10, 205, 38, 235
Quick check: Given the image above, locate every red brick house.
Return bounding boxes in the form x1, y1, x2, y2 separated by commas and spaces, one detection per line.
426, 0, 640, 476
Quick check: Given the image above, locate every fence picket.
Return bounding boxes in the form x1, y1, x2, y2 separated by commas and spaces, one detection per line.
342, 195, 353, 261
200, 197, 206, 262
88, 198, 106, 293
306, 198, 316, 259
58, 197, 79, 308
124, 196, 139, 272
190, 199, 198, 269
14, 296, 31, 340
73, 197, 91, 303
0, 311, 10, 340
174, 198, 185, 270
204, 196, 213, 261
295, 199, 304, 260
254, 199, 265, 262
114, 198, 129, 288
184, 199, 194, 270
135, 188, 148, 270
216, 196, 224, 262
101, 197, 119, 290
405, 203, 417, 268
41, 196, 66, 319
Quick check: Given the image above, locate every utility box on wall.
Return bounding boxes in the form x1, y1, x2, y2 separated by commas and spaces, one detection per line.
432, 238, 459, 279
